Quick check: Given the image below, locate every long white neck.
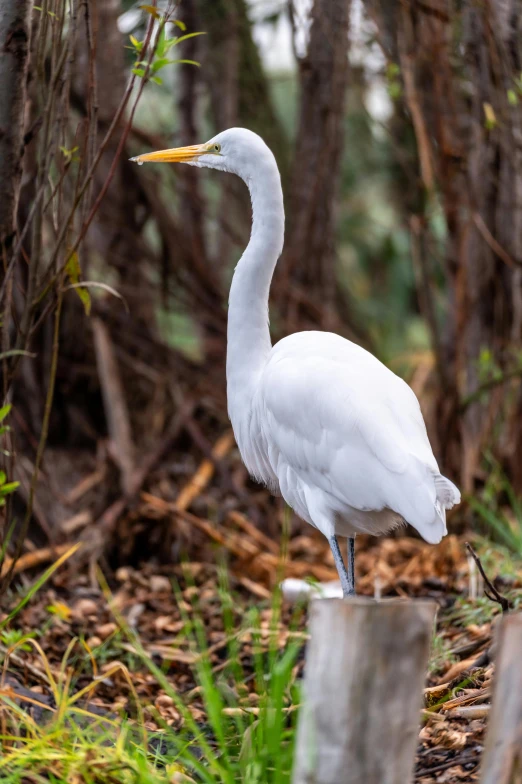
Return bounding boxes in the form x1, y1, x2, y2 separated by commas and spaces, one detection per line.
226, 155, 284, 422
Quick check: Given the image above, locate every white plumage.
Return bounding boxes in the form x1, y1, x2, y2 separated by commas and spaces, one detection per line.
132, 127, 461, 596
247, 331, 458, 544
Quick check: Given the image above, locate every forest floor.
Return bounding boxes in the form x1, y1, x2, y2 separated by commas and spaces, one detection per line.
1, 429, 521, 783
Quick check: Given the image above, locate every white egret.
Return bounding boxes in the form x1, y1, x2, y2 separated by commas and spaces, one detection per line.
131, 128, 461, 597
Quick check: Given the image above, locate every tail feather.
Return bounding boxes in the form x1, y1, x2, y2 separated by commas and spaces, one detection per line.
407, 471, 461, 545
434, 474, 461, 509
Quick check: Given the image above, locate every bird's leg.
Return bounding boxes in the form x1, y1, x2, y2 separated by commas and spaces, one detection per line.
347, 536, 356, 596
328, 535, 355, 597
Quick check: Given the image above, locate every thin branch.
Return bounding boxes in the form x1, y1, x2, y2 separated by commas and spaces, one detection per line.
35, 6, 159, 298
465, 542, 511, 613
473, 212, 515, 269
37, 3, 178, 309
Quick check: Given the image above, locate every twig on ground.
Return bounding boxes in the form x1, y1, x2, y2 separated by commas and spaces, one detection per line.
446, 705, 490, 719
0, 644, 53, 688
0, 544, 72, 578
465, 542, 511, 613
416, 752, 479, 777
175, 429, 235, 512
228, 510, 279, 555
164, 504, 337, 582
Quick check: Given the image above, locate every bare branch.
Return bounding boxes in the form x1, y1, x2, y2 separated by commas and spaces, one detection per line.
465, 542, 512, 614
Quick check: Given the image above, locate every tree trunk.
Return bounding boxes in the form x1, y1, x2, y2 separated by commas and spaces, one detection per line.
0, 0, 32, 250
282, 0, 351, 332
369, 0, 522, 491
174, 0, 226, 362
197, 0, 289, 251
177, 0, 208, 269
194, 0, 290, 353
195, 0, 240, 268
198, 0, 289, 175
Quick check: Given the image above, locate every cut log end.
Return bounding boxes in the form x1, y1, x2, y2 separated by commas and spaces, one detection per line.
293, 597, 437, 784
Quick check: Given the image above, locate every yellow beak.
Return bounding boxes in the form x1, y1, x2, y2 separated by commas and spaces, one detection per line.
130, 144, 206, 165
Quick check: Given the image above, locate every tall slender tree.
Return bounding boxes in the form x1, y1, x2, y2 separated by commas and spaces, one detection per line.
283, 0, 351, 332
368, 0, 522, 490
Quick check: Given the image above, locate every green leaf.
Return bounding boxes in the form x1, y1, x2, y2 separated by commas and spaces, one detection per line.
65, 252, 91, 316
65, 251, 81, 282
59, 145, 79, 155
508, 89, 518, 106
129, 34, 143, 52
483, 102, 497, 130
170, 59, 201, 67
151, 57, 173, 72
73, 280, 92, 317
132, 67, 146, 78
59, 145, 79, 165
0, 481, 20, 496
165, 31, 206, 49
139, 4, 160, 19
0, 404, 12, 423
156, 24, 166, 57
46, 602, 72, 621
0, 471, 6, 484
151, 75, 163, 85
480, 347, 492, 362
33, 5, 57, 16
388, 82, 402, 100
149, 54, 202, 73
173, 19, 187, 31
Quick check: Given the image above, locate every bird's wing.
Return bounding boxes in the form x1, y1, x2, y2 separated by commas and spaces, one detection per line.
257, 332, 455, 541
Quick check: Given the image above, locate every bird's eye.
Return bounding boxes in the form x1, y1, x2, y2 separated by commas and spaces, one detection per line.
213, 143, 221, 153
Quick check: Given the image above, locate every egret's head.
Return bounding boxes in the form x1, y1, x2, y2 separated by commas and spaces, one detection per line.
130, 128, 271, 180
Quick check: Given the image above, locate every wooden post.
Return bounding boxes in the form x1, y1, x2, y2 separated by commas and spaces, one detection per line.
292, 597, 436, 784
480, 613, 522, 784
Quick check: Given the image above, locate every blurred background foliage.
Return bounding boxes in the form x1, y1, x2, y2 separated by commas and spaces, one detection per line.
1, 0, 522, 574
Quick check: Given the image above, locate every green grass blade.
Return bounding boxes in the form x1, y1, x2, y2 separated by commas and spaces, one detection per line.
0, 543, 81, 629
468, 496, 521, 553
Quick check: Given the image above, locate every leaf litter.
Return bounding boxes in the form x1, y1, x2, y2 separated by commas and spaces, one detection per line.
0, 423, 520, 782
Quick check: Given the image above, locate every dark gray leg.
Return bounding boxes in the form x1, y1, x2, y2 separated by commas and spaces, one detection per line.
328, 535, 355, 597
347, 536, 356, 595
